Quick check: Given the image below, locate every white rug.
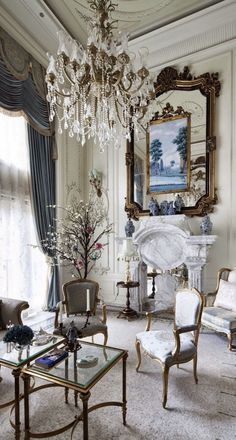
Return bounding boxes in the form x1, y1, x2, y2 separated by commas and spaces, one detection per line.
0, 313, 235, 439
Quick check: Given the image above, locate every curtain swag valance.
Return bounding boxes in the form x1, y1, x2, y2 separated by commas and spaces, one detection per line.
0, 27, 55, 141
0, 27, 46, 98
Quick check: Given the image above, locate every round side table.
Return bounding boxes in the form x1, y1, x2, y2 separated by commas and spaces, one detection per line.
116, 281, 139, 319
147, 271, 158, 298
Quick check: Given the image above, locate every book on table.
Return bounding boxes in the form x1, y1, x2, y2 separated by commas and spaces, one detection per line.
35, 348, 68, 369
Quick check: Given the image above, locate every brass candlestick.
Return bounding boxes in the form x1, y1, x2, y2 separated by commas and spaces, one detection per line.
81, 311, 91, 329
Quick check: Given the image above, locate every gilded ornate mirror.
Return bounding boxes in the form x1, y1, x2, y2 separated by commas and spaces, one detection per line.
125, 66, 221, 219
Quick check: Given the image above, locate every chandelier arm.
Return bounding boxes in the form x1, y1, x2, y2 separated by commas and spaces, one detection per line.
60, 65, 91, 95
114, 100, 129, 129
55, 90, 72, 99
117, 85, 131, 107
120, 78, 145, 96
90, 58, 104, 85
62, 65, 77, 87
111, 65, 126, 88
118, 78, 133, 94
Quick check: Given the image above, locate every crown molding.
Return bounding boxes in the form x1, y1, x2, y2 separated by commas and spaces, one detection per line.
0, 0, 235, 69
129, 0, 236, 69
0, 0, 64, 66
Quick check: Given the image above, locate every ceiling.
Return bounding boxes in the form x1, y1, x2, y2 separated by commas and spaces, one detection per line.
44, 0, 224, 46
0, 0, 228, 67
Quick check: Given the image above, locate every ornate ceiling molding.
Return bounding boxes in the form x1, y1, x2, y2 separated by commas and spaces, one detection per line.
129, 1, 236, 69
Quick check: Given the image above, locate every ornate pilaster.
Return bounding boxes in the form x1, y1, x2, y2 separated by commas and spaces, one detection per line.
185, 235, 217, 291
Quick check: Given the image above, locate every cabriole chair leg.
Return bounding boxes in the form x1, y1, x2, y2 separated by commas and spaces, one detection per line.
103, 331, 108, 346
193, 354, 198, 384
162, 365, 169, 409
135, 340, 141, 372
227, 333, 233, 351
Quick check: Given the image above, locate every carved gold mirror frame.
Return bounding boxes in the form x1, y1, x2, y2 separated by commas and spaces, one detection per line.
125, 66, 221, 219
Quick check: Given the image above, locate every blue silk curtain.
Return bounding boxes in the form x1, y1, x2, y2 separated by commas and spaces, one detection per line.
0, 57, 59, 310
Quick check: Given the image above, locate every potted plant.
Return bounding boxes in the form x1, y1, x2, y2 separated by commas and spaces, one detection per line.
43, 186, 113, 279
3, 325, 34, 357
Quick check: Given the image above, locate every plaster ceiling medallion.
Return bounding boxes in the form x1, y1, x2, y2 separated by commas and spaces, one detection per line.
45, 0, 224, 44
73, 0, 174, 33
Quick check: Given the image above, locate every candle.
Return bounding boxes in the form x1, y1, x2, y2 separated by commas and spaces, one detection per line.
58, 301, 63, 324
86, 289, 90, 312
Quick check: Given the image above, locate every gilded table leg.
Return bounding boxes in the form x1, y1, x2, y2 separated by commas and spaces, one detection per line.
22, 373, 31, 440
65, 387, 69, 404
74, 391, 78, 407
12, 368, 21, 440
122, 353, 128, 426
80, 391, 90, 440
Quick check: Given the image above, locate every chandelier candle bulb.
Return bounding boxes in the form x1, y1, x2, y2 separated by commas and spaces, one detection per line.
86, 289, 90, 312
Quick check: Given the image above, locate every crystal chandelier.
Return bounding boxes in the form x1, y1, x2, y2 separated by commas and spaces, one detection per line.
46, 0, 155, 152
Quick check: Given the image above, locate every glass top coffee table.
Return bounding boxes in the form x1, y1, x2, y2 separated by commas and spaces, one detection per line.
22, 340, 128, 440
0, 336, 64, 440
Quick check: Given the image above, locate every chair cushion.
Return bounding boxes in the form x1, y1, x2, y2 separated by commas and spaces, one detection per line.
214, 279, 236, 312
228, 270, 236, 283
202, 307, 236, 330
136, 330, 196, 366
53, 316, 107, 338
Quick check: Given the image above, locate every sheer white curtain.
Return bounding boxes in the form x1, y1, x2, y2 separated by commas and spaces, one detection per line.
0, 112, 48, 312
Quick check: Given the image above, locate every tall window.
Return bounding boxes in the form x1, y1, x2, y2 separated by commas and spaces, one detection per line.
0, 112, 47, 311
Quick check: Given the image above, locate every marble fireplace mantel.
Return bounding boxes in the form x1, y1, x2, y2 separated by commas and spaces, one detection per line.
131, 215, 217, 311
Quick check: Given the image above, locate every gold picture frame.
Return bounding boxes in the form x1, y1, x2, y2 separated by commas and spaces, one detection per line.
125, 66, 221, 219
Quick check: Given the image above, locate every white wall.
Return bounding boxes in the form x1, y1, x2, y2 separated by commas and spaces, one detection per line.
56, 3, 236, 307
1, 0, 236, 307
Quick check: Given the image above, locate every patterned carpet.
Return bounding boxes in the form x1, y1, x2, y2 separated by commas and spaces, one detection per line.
0, 312, 235, 439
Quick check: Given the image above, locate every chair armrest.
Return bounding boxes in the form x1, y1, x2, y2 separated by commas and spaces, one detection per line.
203, 267, 232, 307
174, 325, 198, 335
204, 292, 217, 307
54, 301, 65, 328
172, 325, 199, 357
145, 310, 158, 331
0, 297, 29, 328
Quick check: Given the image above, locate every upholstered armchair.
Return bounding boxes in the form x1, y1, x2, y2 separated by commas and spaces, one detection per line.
53, 279, 108, 345
135, 288, 204, 408
202, 267, 236, 350
0, 297, 29, 382
0, 297, 29, 341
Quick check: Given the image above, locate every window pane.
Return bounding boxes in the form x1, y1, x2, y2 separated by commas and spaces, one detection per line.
0, 112, 47, 312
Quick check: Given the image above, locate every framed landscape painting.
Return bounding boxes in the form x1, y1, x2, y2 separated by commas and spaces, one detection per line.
147, 114, 191, 194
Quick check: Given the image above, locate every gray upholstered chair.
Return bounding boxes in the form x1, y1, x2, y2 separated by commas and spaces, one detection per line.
0, 297, 29, 382
0, 297, 29, 341
53, 279, 108, 345
202, 267, 236, 350
135, 288, 204, 408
